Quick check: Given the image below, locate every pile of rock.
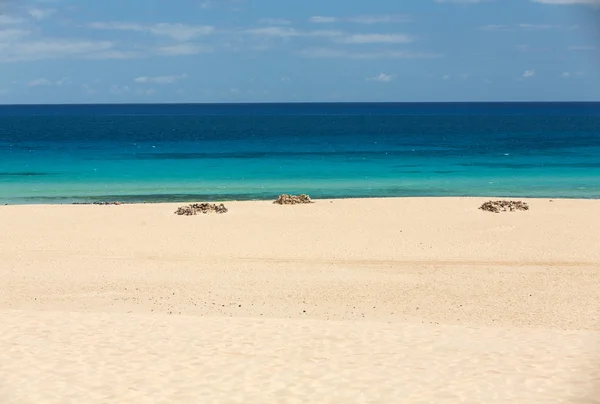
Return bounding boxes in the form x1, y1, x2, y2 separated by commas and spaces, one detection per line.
479, 200, 529, 213
273, 194, 313, 205
174, 203, 228, 216
92, 201, 121, 206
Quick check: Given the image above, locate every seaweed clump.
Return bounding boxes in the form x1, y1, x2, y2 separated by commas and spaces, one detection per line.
273, 194, 313, 205
175, 203, 228, 216
479, 200, 529, 213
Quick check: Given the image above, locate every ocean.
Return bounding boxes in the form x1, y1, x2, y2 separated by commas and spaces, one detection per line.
1, 102, 599, 204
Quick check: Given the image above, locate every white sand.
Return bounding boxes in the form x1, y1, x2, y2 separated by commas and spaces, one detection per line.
1, 197, 599, 402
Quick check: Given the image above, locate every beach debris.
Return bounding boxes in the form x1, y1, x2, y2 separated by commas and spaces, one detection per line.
174, 203, 228, 216
273, 194, 313, 205
479, 200, 529, 213
72, 201, 122, 205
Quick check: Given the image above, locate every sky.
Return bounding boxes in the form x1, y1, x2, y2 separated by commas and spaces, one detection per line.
0, 0, 599, 103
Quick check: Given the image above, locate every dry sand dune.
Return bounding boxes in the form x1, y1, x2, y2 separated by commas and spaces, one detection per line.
1, 311, 599, 403
1, 197, 600, 402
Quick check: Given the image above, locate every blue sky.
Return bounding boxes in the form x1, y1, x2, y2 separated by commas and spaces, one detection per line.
0, 0, 599, 103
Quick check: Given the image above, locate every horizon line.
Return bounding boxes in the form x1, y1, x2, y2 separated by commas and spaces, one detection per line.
1, 100, 600, 107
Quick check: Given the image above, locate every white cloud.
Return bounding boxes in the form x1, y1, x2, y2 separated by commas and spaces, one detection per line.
480, 24, 510, 31
0, 38, 114, 63
0, 88, 8, 95
27, 78, 52, 87
531, 0, 600, 4
309, 14, 408, 24
337, 33, 413, 44
155, 43, 210, 55
244, 26, 342, 39
25, 77, 70, 87
243, 27, 414, 45
109, 85, 131, 95
297, 29, 344, 38
298, 48, 442, 59
89, 22, 215, 41
561, 71, 584, 78
64, 42, 209, 60
244, 26, 301, 37
150, 23, 214, 41
518, 23, 556, 30
367, 73, 394, 82
200, 0, 244, 10
84, 50, 143, 60
481, 23, 575, 31
349, 15, 409, 24
17, 40, 112, 61
134, 74, 188, 84
0, 15, 25, 24
27, 8, 56, 20
259, 18, 291, 25
310, 16, 338, 23
523, 69, 536, 78
442, 74, 451, 80
0, 28, 30, 41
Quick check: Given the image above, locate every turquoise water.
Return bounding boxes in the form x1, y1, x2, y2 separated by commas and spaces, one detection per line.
1, 102, 599, 204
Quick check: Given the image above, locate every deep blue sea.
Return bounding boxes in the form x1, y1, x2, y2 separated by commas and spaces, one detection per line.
1, 102, 599, 204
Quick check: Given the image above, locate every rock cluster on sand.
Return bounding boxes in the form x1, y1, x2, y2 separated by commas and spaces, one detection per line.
174, 203, 228, 216
273, 194, 313, 205
479, 200, 529, 213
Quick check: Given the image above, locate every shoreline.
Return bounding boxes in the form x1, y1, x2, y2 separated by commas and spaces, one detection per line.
2, 194, 600, 207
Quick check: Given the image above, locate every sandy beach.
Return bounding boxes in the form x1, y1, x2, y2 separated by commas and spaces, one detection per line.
1, 197, 600, 403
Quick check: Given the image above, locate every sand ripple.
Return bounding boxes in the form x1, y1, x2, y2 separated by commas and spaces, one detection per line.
1, 310, 599, 403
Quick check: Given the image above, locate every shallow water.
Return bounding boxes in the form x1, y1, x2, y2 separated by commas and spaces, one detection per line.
1, 102, 599, 204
